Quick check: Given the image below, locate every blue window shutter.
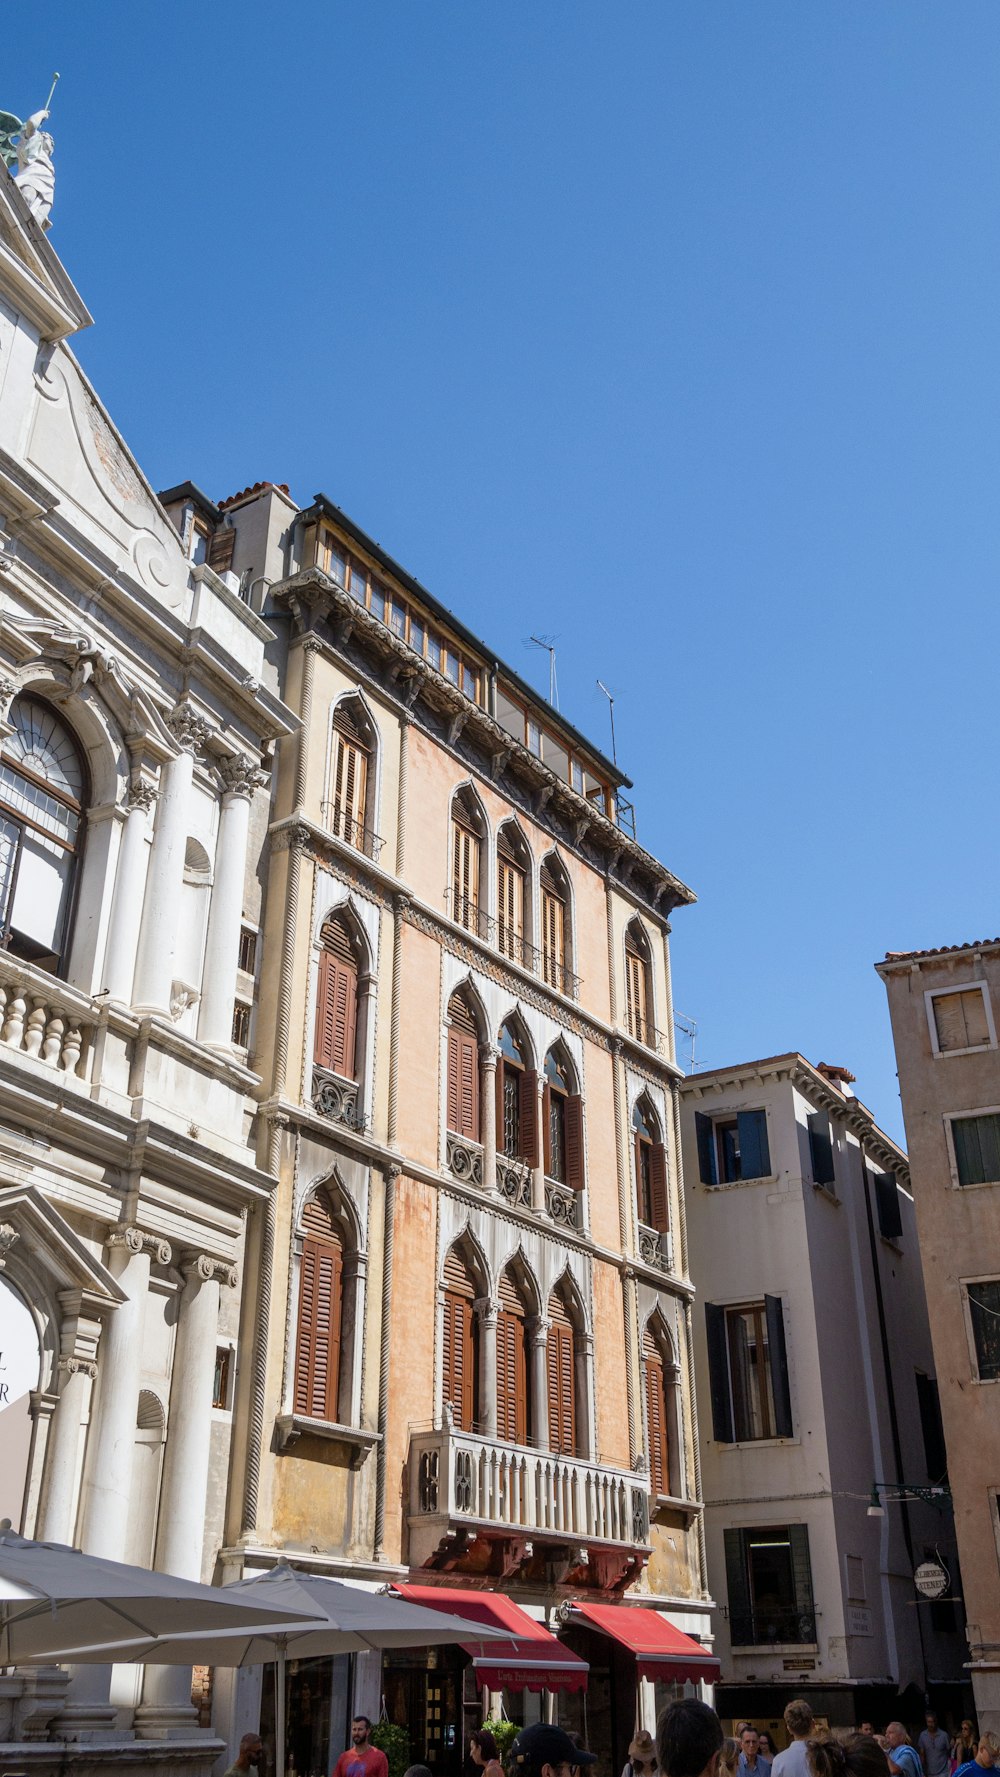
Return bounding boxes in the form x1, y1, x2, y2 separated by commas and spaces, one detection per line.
705, 1302, 734, 1442
807, 1112, 836, 1186
765, 1294, 793, 1437
724, 1528, 752, 1645
875, 1171, 903, 1240
695, 1111, 716, 1185
738, 1109, 770, 1179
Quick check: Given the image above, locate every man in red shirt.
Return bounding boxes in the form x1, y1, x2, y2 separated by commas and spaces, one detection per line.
333, 1717, 389, 1777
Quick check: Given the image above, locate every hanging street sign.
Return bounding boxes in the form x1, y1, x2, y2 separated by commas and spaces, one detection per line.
914, 1560, 949, 1600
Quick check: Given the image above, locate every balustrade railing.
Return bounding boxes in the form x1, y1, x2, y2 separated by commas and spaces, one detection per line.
0, 964, 93, 1079
410, 1420, 650, 1550
496, 1155, 531, 1208
320, 803, 385, 863
446, 1131, 484, 1187
312, 1066, 365, 1129
638, 1223, 673, 1273
545, 1179, 580, 1229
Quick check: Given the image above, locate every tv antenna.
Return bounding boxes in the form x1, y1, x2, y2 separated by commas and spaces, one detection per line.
529, 634, 559, 709
674, 1011, 699, 1074
596, 679, 618, 765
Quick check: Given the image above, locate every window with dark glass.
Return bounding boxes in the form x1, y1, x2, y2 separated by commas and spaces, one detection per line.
0, 697, 87, 975
724, 1525, 815, 1646
633, 1099, 669, 1233
694, 1108, 771, 1185
543, 1048, 584, 1190
969, 1281, 1000, 1381
497, 1021, 538, 1164
705, 1296, 793, 1442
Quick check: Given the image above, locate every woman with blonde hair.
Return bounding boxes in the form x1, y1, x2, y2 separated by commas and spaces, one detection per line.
808, 1735, 890, 1777
721, 1739, 740, 1777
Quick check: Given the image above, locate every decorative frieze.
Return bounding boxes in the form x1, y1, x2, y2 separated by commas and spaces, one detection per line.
311, 1065, 364, 1130
545, 1180, 580, 1230
446, 1133, 484, 1188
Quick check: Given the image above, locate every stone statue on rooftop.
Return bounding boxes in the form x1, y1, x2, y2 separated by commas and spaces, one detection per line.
14, 111, 56, 227
0, 111, 21, 171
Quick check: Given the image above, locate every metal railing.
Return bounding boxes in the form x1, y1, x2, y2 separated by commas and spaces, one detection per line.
410, 1419, 651, 1549
638, 1223, 673, 1273
447, 896, 582, 1001
320, 803, 385, 862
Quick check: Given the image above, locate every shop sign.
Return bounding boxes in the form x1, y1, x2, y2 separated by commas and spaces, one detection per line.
914, 1560, 948, 1600
846, 1605, 873, 1636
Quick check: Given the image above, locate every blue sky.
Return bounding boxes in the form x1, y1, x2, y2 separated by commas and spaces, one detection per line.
8, 3, 1000, 1143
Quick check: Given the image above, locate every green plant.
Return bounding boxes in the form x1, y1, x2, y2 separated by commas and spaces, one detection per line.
371, 1719, 411, 1777
484, 1718, 520, 1766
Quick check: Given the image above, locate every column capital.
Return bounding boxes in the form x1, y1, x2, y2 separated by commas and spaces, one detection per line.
271, 820, 312, 855
59, 1354, 98, 1381
0, 1221, 19, 1268
182, 1251, 238, 1288
167, 699, 213, 756
218, 754, 268, 801
527, 1315, 551, 1350
126, 776, 159, 814
481, 1044, 500, 1071
474, 1296, 500, 1329
107, 1223, 172, 1265
393, 890, 412, 918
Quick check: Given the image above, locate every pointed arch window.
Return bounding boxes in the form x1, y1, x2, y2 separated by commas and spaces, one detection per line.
544, 1048, 584, 1191
294, 1191, 345, 1422
540, 855, 572, 993
497, 823, 529, 964
633, 1100, 669, 1234
0, 696, 87, 974
446, 991, 481, 1141
451, 787, 486, 936
442, 1246, 480, 1431
497, 1268, 531, 1446
315, 916, 360, 1079
643, 1319, 679, 1499
547, 1283, 579, 1457
329, 702, 373, 852
497, 1021, 539, 1166
625, 920, 654, 1047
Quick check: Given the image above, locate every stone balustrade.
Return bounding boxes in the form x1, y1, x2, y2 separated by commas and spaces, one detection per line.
638, 1222, 674, 1273
0, 963, 94, 1078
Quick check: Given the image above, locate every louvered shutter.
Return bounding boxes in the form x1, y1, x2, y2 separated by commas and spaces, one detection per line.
724, 1528, 752, 1644
933, 988, 990, 1052
625, 940, 647, 1041
497, 831, 524, 960
765, 1294, 793, 1438
565, 1094, 585, 1191
808, 1112, 836, 1186
542, 1082, 552, 1175
443, 1250, 478, 1430
496, 1273, 528, 1445
643, 1337, 669, 1497
695, 1111, 716, 1185
541, 884, 566, 988
547, 1293, 576, 1456
452, 807, 480, 929
738, 1109, 770, 1179
705, 1301, 735, 1442
446, 1026, 480, 1139
521, 1070, 540, 1167
649, 1141, 669, 1233
315, 944, 358, 1078
294, 1205, 344, 1422
332, 730, 368, 846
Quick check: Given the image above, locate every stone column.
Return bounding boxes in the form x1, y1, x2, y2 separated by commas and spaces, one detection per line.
481, 1045, 499, 1193
60, 1227, 168, 1740
528, 1316, 551, 1452
531, 1072, 547, 1213
38, 1357, 96, 1543
132, 704, 210, 1015
476, 1298, 499, 1438
137, 1252, 237, 1736
103, 778, 158, 1004
575, 1328, 596, 1461
198, 757, 262, 1048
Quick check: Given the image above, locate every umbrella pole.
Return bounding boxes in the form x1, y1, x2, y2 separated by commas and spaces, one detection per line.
276, 1639, 287, 1777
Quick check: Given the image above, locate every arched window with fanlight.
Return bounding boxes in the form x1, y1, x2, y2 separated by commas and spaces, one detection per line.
624, 919, 654, 1047
0, 696, 87, 974
543, 1045, 584, 1191
497, 1019, 539, 1167
294, 1189, 347, 1423
633, 1098, 669, 1235
643, 1316, 681, 1499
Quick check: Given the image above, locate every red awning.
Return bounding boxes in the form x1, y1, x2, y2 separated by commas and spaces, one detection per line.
393, 1585, 589, 1694
570, 1601, 720, 1683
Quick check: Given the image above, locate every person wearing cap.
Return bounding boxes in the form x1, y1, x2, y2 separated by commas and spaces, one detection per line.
509, 1722, 598, 1777
622, 1730, 659, 1777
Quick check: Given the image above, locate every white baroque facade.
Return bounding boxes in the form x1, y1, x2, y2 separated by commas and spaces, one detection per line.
0, 163, 292, 1765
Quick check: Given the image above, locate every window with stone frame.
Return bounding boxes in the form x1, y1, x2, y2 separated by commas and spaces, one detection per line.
633, 1097, 669, 1233
314, 916, 360, 1080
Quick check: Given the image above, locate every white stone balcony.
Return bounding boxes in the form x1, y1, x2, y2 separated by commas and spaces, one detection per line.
408, 1417, 651, 1574
0, 967, 96, 1078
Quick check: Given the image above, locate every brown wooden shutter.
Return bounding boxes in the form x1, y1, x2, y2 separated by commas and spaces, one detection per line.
497, 856, 524, 959
547, 1291, 576, 1456
447, 997, 480, 1140
521, 1069, 540, 1167
452, 797, 480, 928
207, 524, 236, 573
315, 937, 358, 1079
646, 1350, 667, 1492
294, 1200, 344, 1422
332, 722, 368, 845
443, 1249, 478, 1430
542, 1081, 552, 1175
496, 1273, 528, 1446
565, 1094, 585, 1191
649, 1141, 669, 1233
541, 870, 566, 988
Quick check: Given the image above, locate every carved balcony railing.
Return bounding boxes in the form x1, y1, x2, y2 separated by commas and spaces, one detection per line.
496, 1155, 531, 1209
320, 803, 385, 863
0, 963, 94, 1079
311, 1066, 365, 1129
409, 1421, 651, 1560
545, 1179, 580, 1230
446, 1132, 484, 1188
638, 1223, 673, 1273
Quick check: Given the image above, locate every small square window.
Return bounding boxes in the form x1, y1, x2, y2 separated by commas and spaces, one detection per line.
237, 926, 257, 974
952, 1114, 1000, 1187
930, 986, 993, 1054
232, 1002, 252, 1048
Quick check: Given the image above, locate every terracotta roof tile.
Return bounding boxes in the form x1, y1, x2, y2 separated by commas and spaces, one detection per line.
218, 480, 290, 510
883, 939, 1000, 963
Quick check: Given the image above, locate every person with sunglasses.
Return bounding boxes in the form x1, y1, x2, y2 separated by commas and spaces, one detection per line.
623, 1731, 659, 1777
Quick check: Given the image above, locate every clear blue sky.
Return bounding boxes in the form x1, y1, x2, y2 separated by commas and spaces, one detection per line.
9, 3, 1000, 1143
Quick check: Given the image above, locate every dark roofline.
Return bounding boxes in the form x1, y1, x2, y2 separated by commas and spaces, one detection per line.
300, 493, 632, 791
158, 481, 221, 524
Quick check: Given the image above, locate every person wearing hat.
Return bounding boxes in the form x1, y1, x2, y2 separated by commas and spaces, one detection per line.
622, 1730, 659, 1777
509, 1722, 598, 1777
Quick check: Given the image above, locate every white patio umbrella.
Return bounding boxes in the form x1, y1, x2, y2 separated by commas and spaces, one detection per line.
33, 1562, 507, 1777
0, 1525, 324, 1665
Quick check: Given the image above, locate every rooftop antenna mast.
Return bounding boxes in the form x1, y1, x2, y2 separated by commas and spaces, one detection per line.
529, 634, 559, 709
674, 1011, 699, 1074
596, 679, 618, 766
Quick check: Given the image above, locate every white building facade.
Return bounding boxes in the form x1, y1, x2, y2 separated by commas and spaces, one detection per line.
0, 163, 292, 1768
680, 1054, 968, 1735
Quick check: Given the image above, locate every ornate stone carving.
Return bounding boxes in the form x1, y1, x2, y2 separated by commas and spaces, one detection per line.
167, 700, 212, 755
169, 980, 200, 1019
185, 1253, 239, 1288
219, 754, 267, 800
311, 1066, 363, 1129
270, 820, 312, 855
446, 1133, 484, 1188
59, 1355, 98, 1380
545, 1180, 580, 1229
0, 676, 19, 710
107, 1224, 172, 1265
0, 1222, 19, 1267
638, 1225, 669, 1271
496, 1158, 531, 1209
126, 777, 158, 813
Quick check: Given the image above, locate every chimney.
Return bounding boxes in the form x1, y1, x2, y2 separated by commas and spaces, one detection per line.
816, 1062, 856, 1097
